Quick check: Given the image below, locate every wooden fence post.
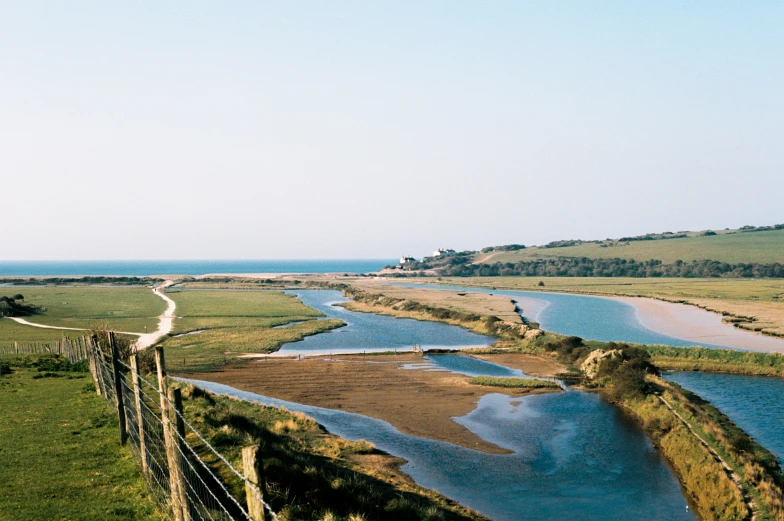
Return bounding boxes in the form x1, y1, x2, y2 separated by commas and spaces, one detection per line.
169, 388, 192, 521
14, 342, 18, 355
156, 346, 185, 521
242, 446, 267, 521
109, 332, 128, 445
88, 336, 101, 395
130, 354, 148, 475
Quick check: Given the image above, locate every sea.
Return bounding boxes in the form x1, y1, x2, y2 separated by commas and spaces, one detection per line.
0, 260, 396, 277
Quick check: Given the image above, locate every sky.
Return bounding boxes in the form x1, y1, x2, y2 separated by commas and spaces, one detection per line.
2, 2, 782, 260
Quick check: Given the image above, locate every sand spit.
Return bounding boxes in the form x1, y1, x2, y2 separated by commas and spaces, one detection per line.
615, 296, 784, 353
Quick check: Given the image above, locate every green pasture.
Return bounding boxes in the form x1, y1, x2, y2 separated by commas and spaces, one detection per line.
165, 319, 344, 372
476, 229, 784, 265
0, 358, 162, 521
0, 286, 165, 334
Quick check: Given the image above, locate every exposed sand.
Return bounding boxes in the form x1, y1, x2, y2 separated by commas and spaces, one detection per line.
467, 353, 566, 377
182, 353, 561, 454
615, 296, 784, 353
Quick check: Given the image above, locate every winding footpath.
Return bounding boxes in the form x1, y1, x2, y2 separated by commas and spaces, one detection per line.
7, 281, 176, 350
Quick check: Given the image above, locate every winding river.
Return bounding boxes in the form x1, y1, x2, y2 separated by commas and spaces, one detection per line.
183, 367, 694, 520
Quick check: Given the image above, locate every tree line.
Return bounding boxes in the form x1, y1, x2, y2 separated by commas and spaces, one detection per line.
426, 257, 784, 278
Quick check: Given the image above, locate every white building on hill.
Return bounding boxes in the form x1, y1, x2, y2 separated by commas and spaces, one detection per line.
400, 256, 416, 264
432, 248, 456, 257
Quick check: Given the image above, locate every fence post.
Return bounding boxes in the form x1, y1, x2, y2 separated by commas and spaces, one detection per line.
109, 332, 128, 445
130, 354, 148, 475
156, 346, 185, 521
169, 388, 192, 521
88, 336, 101, 395
242, 446, 267, 521
14, 341, 18, 355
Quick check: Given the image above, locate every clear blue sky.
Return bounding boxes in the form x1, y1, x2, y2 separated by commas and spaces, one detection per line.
2, 2, 782, 259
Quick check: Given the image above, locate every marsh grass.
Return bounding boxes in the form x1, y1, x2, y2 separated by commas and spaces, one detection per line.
646, 345, 784, 377
624, 377, 784, 520
468, 376, 559, 389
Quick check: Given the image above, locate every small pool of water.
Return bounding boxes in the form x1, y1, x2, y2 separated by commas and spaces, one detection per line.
279, 290, 493, 354
426, 353, 526, 377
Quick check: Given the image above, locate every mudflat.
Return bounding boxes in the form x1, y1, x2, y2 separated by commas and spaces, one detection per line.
183, 352, 561, 454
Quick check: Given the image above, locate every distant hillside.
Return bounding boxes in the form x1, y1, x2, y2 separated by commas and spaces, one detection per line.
474, 227, 784, 265
391, 225, 784, 278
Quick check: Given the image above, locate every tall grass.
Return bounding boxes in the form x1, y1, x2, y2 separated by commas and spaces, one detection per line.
469, 376, 559, 389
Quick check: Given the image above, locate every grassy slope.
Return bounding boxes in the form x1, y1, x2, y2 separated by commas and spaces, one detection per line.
0, 361, 162, 521
474, 229, 784, 264
1, 286, 166, 333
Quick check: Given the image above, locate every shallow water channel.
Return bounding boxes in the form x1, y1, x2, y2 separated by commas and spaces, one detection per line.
396, 283, 738, 349
664, 372, 784, 470
182, 354, 694, 520
279, 290, 493, 354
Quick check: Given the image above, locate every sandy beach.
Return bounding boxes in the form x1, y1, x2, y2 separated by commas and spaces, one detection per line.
615, 296, 784, 353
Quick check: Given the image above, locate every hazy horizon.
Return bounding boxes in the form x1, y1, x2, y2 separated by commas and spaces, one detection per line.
3, 2, 782, 260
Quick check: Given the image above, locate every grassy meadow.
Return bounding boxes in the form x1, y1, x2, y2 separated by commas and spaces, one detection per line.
0, 356, 163, 521
0, 286, 166, 333
161, 287, 343, 371
474, 229, 784, 265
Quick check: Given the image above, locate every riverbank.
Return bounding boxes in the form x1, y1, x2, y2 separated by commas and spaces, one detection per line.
426, 276, 784, 342
176, 352, 564, 454
618, 376, 784, 521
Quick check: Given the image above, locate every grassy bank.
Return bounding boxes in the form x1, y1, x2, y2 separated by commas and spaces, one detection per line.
175, 382, 486, 521
620, 377, 784, 520
468, 376, 559, 389
163, 319, 345, 372
645, 345, 784, 377
0, 355, 163, 521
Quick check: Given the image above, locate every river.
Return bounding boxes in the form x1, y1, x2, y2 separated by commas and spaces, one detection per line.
664, 371, 784, 470
182, 355, 694, 520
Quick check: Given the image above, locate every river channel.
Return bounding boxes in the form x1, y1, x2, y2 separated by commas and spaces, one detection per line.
183, 356, 694, 520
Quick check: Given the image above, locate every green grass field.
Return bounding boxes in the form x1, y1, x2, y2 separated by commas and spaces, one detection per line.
160, 288, 343, 371
0, 286, 166, 334
0, 318, 87, 344
0, 358, 162, 521
469, 376, 560, 388
475, 229, 784, 265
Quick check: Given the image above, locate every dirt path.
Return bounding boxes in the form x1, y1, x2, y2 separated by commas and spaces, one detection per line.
134, 280, 176, 350
7, 280, 176, 350
657, 394, 757, 521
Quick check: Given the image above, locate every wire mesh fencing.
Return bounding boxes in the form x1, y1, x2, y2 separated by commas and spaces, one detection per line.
88, 333, 279, 521
0, 336, 92, 363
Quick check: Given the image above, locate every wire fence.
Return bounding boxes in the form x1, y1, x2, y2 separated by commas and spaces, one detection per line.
4, 332, 279, 521
0, 336, 91, 363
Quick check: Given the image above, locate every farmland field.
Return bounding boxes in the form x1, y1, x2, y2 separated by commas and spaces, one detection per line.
0, 286, 166, 333
474, 229, 784, 264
